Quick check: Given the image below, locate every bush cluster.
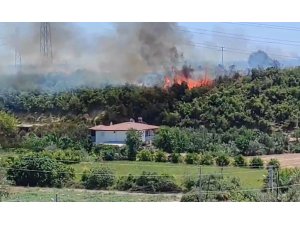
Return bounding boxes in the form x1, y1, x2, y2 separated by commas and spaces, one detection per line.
249, 157, 264, 169
39, 149, 82, 164
81, 167, 116, 190
94, 145, 128, 161
6, 154, 75, 188
136, 149, 153, 161
116, 171, 181, 193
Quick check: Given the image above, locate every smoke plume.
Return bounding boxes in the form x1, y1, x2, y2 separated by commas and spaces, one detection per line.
97, 23, 187, 82
0, 22, 190, 90
248, 50, 280, 69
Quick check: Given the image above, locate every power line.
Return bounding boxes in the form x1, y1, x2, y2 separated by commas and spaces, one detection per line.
3, 153, 299, 169
0, 154, 279, 169
2, 180, 300, 196
181, 26, 300, 44
225, 22, 300, 32
178, 27, 300, 48
0, 165, 266, 177
191, 183, 300, 194
185, 41, 300, 60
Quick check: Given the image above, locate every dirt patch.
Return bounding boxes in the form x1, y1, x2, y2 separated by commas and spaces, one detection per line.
258, 153, 300, 168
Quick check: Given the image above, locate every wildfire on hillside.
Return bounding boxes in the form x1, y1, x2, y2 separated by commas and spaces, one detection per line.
163, 65, 214, 90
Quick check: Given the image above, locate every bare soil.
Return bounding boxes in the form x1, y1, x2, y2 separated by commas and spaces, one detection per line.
258, 153, 300, 168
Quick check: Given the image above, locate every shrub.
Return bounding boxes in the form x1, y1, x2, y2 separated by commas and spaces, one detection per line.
115, 174, 136, 191
0, 156, 18, 168
215, 155, 231, 167
180, 190, 200, 202
154, 151, 167, 162
6, 154, 75, 187
182, 176, 197, 191
249, 157, 264, 169
184, 153, 200, 164
0, 172, 8, 200
133, 171, 181, 193
45, 149, 81, 164
199, 153, 214, 165
290, 143, 300, 153
181, 175, 242, 201
136, 150, 153, 162
169, 153, 182, 163
94, 145, 127, 161
81, 167, 115, 190
267, 158, 280, 169
233, 155, 248, 167
22, 134, 49, 152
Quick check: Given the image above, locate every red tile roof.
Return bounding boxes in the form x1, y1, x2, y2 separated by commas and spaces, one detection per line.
89, 122, 159, 131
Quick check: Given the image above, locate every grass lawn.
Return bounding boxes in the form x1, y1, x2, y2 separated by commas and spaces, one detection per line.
3, 187, 181, 202
0, 150, 266, 189
72, 161, 266, 189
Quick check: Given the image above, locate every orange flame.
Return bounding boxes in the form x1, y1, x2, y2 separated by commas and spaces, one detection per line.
164, 72, 213, 90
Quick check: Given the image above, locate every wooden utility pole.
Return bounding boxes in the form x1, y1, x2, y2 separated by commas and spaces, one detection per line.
268, 166, 274, 193
221, 47, 224, 67
198, 166, 202, 202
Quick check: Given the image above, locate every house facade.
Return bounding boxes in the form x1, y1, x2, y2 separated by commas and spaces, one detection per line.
89, 119, 159, 146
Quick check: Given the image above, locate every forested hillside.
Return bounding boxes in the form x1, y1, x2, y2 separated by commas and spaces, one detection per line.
1, 67, 300, 134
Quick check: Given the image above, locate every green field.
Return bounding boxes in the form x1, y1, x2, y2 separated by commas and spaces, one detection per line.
72, 161, 266, 189
3, 187, 181, 202
0, 150, 266, 189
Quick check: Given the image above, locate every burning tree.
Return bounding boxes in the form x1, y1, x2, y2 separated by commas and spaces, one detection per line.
163, 65, 214, 90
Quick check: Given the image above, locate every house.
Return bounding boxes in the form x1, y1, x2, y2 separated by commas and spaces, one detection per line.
89, 118, 159, 146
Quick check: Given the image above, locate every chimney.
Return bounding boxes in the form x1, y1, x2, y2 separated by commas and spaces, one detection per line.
138, 117, 143, 123
129, 118, 135, 122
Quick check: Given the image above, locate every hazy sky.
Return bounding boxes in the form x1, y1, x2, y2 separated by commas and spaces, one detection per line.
76, 22, 300, 65
1, 22, 300, 68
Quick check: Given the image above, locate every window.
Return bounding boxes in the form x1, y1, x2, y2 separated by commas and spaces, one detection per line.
145, 130, 151, 137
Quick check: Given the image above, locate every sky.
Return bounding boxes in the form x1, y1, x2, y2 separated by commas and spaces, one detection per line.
1, 22, 300, 70
76, 22, 300, 66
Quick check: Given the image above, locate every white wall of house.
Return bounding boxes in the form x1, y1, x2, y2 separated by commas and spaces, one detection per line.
94, 130, 156, 145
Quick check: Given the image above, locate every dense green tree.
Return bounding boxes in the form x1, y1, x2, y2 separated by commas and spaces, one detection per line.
7, 154, 74, 187
126, 129, 142, 161
0, 111, 18, 136
81, 167, 115, 190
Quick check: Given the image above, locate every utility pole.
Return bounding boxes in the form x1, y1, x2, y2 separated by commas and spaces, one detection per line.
198, 165, 202, 202
14, 49, 21, 70
220, 166, 224, 178
221, 46, 224, 67
268, 166, 274, 193
205, 176, 211, 201
295, 111, 299, 129
14, 26, 21, 71
40, 22, 53, 62
276, 166, 280, 200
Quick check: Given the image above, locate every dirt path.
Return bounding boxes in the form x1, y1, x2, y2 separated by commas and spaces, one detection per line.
8, 186, 183, 198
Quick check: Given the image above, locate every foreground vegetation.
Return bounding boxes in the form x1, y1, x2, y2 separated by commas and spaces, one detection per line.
1, 67, 300, 201
3, 187, 181, 202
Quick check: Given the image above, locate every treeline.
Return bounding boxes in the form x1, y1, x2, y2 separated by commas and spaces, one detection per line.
154, 126, 292, 156
174, 67, 300, 132
2, 67, 300, 133
0, 84, 210, 125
